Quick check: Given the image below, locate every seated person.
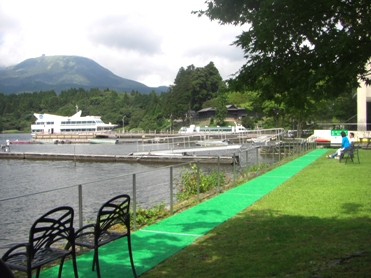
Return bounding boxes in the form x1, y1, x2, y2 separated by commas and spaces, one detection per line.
348, 132, 355, 143
339, 132, 355, 158
326, 131, 350, 159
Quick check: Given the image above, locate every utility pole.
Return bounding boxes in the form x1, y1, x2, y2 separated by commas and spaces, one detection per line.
122, 116, 126, 133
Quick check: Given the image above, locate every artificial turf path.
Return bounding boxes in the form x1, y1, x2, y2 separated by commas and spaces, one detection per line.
41, 148, 328, 277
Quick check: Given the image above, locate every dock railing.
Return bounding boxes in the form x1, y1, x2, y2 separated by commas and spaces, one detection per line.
0, 140, 316, 256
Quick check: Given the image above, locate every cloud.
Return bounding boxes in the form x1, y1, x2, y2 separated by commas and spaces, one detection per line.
88, 15, 163, 55
0, 0, 246, 87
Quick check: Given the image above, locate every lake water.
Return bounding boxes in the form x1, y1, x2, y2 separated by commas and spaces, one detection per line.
0, 133, 275, 256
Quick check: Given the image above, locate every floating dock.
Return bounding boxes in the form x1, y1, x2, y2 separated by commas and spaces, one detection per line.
0, 151, 238, 165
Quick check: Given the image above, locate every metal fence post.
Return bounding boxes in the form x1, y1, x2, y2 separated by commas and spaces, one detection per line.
132, 173, 137, 230
78, 184, 83, 229
196, 161, 200, 202
294, 142, 296, 157
245, 150, 249, 180
170, 166, 173, 214
233, 153, 236, 187
264, 146, 267, 165
217, 156, 221, 193
283, 142, 286, 160
255, 147, 259, 177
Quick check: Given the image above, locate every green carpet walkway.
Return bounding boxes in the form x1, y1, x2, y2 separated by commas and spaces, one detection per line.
42, 148, 328, 277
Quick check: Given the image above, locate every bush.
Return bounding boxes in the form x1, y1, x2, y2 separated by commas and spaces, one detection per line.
131, 203, 169, 228
176, 164, 225, 201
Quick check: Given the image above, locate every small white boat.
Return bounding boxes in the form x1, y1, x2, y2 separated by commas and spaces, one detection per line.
252, 136, 270, 143
88, 139, 118, 144
195, 140, 230, 146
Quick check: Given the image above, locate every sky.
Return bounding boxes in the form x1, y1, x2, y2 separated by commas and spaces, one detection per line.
0, 0, 246, 87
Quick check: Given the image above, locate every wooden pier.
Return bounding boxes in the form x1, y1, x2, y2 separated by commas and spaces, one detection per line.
0, 151, 238, 165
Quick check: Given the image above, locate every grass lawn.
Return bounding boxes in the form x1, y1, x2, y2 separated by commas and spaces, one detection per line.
140, 148, 371, 278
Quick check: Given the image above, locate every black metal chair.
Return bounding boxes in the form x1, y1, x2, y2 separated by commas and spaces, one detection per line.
0, 258, 15, 278
339, 142, 360, 164
1, 206, 78, 278
74, 194, 137, 278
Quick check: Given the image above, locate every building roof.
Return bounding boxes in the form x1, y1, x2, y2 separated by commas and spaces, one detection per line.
197, 104, 244, 113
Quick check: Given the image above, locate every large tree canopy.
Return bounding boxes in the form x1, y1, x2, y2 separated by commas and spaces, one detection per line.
196, 0, 371, 107
165, 62, 223, 121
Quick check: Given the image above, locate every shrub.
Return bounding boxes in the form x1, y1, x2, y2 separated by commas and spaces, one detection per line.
176, 164, 225, 201
130, 202, 169, 228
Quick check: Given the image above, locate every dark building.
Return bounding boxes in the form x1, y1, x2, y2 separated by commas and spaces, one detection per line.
197, 105, 248, 121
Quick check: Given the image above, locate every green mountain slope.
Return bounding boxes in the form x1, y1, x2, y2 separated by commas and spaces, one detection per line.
0, 55, 168, 94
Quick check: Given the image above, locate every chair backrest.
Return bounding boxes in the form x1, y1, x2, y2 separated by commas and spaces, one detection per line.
95, 194, 131, 236
29, 206, 74, 259
342, 141, 354, 154
349, 141, 355, 149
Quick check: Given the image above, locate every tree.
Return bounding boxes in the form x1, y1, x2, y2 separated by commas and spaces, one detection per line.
196, 0, 371, 107
215, 93, 228, 125
191, 62, 223, 111
261, 100, 285, 128
167, 66, 194, 122
166, 62, 224, 123
227, 90, 261, 114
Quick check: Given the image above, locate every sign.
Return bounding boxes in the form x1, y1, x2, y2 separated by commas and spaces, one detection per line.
330, 130, 348, 136
330, 130, 348, 144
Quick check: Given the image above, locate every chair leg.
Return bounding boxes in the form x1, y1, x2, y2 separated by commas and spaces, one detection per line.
72, 251, 79, 278
127, 235, 137, 278
35, 267, 41, 278
28, 269, 34, 278
92, 249, 97, 271
58, 257, 66, 278
93, 248, 101, 278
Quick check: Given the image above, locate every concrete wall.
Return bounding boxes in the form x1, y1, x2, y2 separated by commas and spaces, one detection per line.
357, 64, 371, 131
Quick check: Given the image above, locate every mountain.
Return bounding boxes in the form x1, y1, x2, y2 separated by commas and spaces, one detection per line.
0, 55, 168, 94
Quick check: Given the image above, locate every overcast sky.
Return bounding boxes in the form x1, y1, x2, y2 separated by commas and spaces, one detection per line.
0, 0, 247, 87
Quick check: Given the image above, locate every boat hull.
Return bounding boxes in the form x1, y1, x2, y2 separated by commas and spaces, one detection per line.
88, 139, 118, 144
195, 140, 229, 146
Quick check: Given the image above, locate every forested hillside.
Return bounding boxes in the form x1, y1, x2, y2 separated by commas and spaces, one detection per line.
0, 61, 358, 133
0, 62, 228, 132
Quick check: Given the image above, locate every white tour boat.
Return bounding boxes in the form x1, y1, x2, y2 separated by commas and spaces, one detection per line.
31, 110, 117, 136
